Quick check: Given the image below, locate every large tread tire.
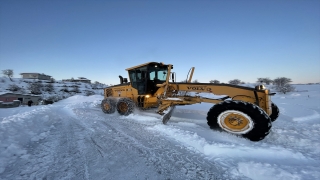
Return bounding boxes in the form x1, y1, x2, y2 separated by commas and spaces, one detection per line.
116, 98, 135, 116
207, 100, 272, 141
270, 102, 279, 122
101, 98, 116, 114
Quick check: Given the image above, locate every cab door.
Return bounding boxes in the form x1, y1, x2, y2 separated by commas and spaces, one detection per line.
128, 67, 147, 95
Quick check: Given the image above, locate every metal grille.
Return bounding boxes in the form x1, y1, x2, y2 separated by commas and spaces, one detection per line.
106, 88, 113, 97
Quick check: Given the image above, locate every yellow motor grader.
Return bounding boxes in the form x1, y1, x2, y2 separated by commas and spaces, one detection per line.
101, 62, 279, 141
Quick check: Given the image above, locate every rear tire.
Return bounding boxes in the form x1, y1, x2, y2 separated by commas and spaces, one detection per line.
101, 98, 116, 114
270, 102, 279, 122
116, 98, 135, 116
207, 100, 272, 141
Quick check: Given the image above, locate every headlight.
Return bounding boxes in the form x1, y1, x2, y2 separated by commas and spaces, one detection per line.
255, 85, 266, 90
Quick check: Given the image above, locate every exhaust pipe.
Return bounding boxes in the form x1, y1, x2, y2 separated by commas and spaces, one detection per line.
119, 75, 123, 84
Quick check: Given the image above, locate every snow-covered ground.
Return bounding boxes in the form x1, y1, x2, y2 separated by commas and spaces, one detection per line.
0, 84, 319, 180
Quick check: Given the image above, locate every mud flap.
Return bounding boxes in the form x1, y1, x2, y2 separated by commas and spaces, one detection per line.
161, 106, 176, 124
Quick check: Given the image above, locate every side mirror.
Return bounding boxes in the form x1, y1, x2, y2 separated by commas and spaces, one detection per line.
171, 73, 175, 82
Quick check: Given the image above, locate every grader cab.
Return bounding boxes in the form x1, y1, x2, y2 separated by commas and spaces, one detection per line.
101, 62, 279, 141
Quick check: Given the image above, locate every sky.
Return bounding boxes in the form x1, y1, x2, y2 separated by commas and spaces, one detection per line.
0, 0, 319, 85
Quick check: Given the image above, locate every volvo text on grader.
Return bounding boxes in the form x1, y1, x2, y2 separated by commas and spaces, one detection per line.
101, 62, 279, 141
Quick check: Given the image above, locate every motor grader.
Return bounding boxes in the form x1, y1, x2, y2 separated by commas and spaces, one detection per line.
101, 62, 279, 141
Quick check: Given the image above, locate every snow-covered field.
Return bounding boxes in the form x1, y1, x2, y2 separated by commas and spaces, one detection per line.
0, 84, 319, 180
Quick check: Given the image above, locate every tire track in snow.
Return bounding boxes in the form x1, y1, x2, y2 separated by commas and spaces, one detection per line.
1, 106, 95, 180
72, 108, 231, 180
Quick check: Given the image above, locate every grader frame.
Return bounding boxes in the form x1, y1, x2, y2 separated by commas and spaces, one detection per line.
101, 62, 278, 141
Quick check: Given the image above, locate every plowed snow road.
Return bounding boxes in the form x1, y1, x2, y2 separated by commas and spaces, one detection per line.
1, 91, 320, 180
1, 103, 223, 180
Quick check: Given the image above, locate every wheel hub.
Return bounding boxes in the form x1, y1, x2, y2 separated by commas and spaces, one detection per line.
104, 103, 110, 110
119, 102, 128, 112
218, 110, 253, 134
227, 115, 245, 127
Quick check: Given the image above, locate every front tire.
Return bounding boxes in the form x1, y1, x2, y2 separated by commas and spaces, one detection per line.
116, 98, 135, 116
101, 98, 116, 114
207, 100, 272, 141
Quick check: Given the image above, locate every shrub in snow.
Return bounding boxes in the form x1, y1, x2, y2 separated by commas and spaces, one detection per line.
7, 84, 26, 93
273, 77, 295, 94
7, 84, 22, 92
60, 88, 69, 92
276, 84, 295, 94
91, 83, 98, 89
50, 78, 55, 83
228, 79, 241, 85
28, 82, 42, 95
84, 90, 95, 96
46, 95, 59, 102
44, 83, 54, 92
71, 86, 80, 93
257, 77, 273, 85
209, 80, 220, 84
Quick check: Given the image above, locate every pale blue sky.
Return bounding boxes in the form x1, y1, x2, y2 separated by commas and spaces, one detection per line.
1, 0, 319, 85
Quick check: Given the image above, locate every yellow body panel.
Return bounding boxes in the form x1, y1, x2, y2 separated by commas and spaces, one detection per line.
103, 62, 273, 116
104, 82, 272, 115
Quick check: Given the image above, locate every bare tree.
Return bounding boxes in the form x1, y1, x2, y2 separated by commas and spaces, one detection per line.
273, 77, 295, 94
257, 78, 273, 85
2, 69, 14, 81
192, 79, 199, 83
210, 80, 220, 84
228, 79, 241, 85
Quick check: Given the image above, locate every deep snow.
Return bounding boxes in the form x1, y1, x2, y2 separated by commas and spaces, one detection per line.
0, 84, 319, 180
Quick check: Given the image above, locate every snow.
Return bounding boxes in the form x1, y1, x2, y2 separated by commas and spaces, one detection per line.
0, 84, 319, 179
0, 77, 106, 104
165, 97, 183, 101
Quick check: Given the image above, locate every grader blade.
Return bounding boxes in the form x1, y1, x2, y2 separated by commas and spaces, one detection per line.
162, 106, 176, 124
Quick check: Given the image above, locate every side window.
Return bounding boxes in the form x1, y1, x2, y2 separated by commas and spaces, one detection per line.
149, 71, 155, 80
129, 70, 138, 89
136, 67, 147, 82
136, 71, 142, 81
129, 70, 136, 82
157, 70, 167, 81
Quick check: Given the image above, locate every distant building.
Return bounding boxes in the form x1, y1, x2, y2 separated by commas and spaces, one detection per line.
62, 77, 91, 83
0, 92, 41, 105
20, 73, 51, 80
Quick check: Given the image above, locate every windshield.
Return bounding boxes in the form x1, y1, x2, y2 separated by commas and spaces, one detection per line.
149, 66, 168, 81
